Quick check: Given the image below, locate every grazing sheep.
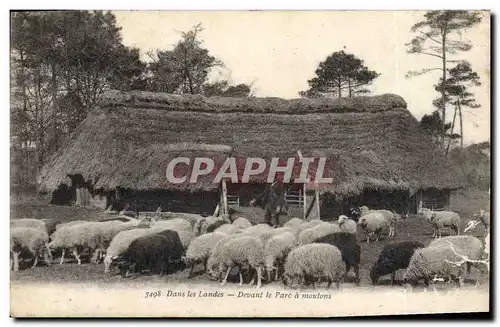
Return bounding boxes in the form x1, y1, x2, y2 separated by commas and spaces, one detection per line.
420, 208, 461, 238
48, 220, 140, 265
297, 222, 341, 245
11, 227, 51, 272
208, 235, 265, 288
370, 241, 425, 285
337, 215, 357, 235
201, 215, 231, 235
403, 241, 482, 287
214, 224, 240, 236
282, 243, 346, 289
152, 212, 204, 229
264, 231, 297, 282
118, 233, 180, 277
11, 219, 47, 232
428, 235, 484, 276
184, 232, 229, 278
232, 217, 252, 230
104, 228, 154, 273
313, 232, 361, 285
357, 212, 390, 243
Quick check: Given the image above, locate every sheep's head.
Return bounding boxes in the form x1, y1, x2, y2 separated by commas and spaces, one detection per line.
360, 206, 370, 214
357, 217, 367, 228
337, 215, 349, 225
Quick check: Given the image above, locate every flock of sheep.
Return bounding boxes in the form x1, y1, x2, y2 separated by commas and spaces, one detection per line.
10, 204, 490, 290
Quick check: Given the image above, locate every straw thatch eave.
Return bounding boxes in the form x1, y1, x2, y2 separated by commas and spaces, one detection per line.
37, 90, 463, 195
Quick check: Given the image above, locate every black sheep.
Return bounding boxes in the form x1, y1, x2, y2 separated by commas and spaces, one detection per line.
118, 231, 184, 277
370, 241, 425, 285
155, 229, 186, 272
313, 232, 361, 285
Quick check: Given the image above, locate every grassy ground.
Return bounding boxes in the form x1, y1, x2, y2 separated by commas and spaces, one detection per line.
10, 190, 490, 291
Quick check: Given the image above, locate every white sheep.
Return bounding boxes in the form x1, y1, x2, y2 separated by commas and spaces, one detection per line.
264, 231, 297, 281
421, 208, 461, 238
209, 235, 265, 288
49, 220, 140, 265
11, 218, 47, 232
359, 206, 398, 237
282, 243, 346, 289
184, 232, 229, 278
214, 224, 241, 236
232, 217, 252, 230
357, 212, 390, 243
429, 235, 485, 278
11, 227, 51, 271
337, 215, 357, 235
403, 237, 483, 287
298, 222, 341, 245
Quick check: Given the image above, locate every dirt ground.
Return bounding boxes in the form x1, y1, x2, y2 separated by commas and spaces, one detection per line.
10, 190, 491, 291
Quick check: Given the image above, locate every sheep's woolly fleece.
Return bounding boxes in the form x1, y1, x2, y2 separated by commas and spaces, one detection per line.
358, 212, 390, 233
284, 243, 345, 284
48, 221, 138, 251
264, 231, 297, 270
11, 227, 49, 256
428, 235, 484, 259
185, 232, 229, 266
11, 219, 47, 232
214, 224, 240, 235
403, 245, 474, 283
207, 234, 264, 278
242, 225, 293, 244
232, 217, 252, 230
215, 235, 265, 271
283, 217, 304, 230
151, 218, 192, 233
298, 222, 341, 245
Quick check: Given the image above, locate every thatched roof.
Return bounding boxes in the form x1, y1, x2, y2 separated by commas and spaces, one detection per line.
37, 90, 462, 196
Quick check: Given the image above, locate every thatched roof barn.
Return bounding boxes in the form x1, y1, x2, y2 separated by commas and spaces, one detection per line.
37, 90, 462, 216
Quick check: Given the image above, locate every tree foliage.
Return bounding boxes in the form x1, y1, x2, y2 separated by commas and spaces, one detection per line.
145, 23, 224, 94
420, 110, 460, 147
10, 10, 145, 187
406, 10, 482, 150
203, 80, 254, 97
299, 50, 380, 98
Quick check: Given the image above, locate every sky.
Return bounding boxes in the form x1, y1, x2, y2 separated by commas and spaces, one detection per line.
113, 10, 490, 145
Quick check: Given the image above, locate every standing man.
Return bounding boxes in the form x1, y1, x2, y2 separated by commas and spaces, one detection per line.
251, 177, 286, 227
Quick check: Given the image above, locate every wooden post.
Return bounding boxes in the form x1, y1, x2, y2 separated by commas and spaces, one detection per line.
303, 183, 307, 220
315, 189, 321, 219
222, 178, 228, 216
